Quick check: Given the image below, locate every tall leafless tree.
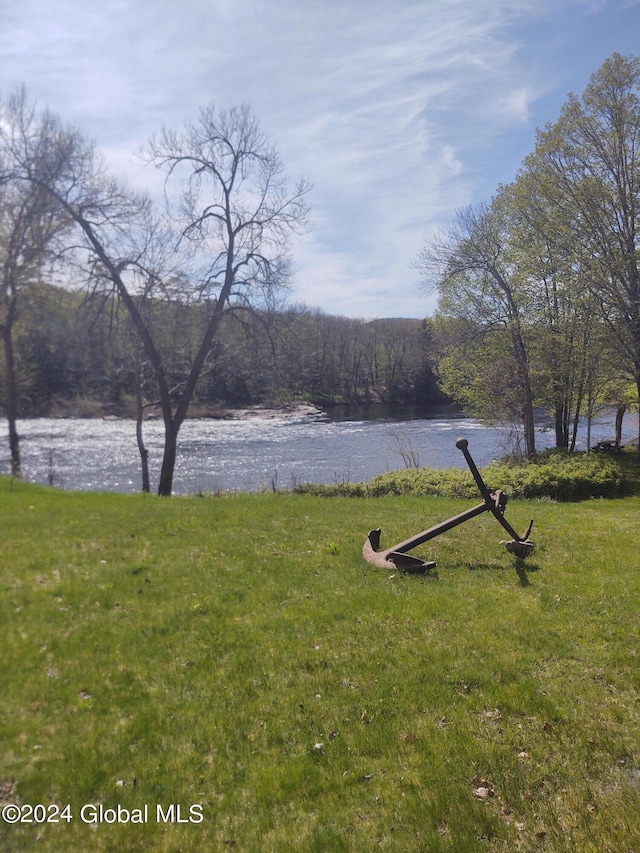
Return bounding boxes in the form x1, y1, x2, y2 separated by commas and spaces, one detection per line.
2, 96, 311, 494
0, 89, 71, 476
142, 104, 311, 493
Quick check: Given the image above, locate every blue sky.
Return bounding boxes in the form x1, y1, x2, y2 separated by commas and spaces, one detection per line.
1, 0, 639, 318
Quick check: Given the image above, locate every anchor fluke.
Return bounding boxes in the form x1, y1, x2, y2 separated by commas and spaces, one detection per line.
363, 530, 436, 574
501, 539, 535, 558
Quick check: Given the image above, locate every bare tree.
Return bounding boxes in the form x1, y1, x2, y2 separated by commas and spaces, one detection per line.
0, 89, 71, 476
2, 96, 310, 494
142, 104, 311, 493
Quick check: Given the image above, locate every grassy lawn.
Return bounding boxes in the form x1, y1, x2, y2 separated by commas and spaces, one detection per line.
1, 476, 639, 851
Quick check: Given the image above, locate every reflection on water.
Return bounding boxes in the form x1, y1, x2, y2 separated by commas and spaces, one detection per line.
0, 409, 635, 494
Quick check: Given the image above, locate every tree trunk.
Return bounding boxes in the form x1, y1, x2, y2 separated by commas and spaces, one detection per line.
569, 411, 579, 453
135, 377, 150, 493
2, 322, 21, 477
569, 382, 584, 453
635, 374, 640, 460
554, 402, 569, 450
614, 404, 626, 448
522, 388, 536, 457
153, 276, 231, 496
511, 325, 536, 457
158, 420, 178, 497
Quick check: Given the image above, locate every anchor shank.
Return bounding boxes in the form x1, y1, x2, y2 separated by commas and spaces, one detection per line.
457, 439, 531, 544
456, 438, 493, 504
490, 507, 522, 542
391, 502, 489, 554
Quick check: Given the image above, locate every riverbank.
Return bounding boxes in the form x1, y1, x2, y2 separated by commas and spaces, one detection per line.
27, 396, 326, 421
185, 401, 325, 420
14, 393, 456, 423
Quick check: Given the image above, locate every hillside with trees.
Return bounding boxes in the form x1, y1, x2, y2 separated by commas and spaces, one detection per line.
0, 284, 446, 417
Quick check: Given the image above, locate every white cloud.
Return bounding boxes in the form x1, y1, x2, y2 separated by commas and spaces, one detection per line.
502, 87, 534, 123
441, 145, 464, 177
1, 0, 638, 317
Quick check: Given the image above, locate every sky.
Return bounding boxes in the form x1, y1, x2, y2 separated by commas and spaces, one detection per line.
1, 0, 639, 319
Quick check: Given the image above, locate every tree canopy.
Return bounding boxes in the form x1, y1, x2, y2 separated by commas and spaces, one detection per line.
419, 52, 640, 456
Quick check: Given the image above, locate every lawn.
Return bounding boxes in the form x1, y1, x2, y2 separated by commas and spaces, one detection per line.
1, 476, 639, 851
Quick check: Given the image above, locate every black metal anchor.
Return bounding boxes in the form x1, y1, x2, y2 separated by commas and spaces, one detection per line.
363, 437, 535, 573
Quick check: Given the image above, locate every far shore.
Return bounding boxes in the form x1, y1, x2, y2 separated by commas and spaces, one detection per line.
150, 402, 325, 421
5, 398, 462, 422
6, 400, 326, 422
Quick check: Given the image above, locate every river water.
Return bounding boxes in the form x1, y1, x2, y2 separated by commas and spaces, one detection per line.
0, 408, 635, 494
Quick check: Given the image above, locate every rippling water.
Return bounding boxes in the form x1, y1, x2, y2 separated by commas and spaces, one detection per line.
0, 410, 635, 494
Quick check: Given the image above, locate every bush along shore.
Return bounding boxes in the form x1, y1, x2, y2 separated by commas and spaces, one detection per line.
295, 447, 640, 501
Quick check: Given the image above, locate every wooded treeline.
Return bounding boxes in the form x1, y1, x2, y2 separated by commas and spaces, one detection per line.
0, 283, 445, 416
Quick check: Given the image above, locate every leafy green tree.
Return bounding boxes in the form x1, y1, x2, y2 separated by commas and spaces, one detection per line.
429, 313, 532, 454
417, 199, 537, 455
419, 53, 640, 457
500, 176, 605, 450
526, 53, 640, 454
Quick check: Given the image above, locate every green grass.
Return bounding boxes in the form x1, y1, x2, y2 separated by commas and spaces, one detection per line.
1, 476, 639, 851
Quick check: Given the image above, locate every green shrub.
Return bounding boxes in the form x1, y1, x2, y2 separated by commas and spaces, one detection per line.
295, 450, 634, 501
292, 481, 369, 498
481, 451, 631, 501
367, 466, 477, 499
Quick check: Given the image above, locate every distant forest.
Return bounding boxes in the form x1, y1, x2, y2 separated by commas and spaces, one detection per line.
0, 282, 449, 418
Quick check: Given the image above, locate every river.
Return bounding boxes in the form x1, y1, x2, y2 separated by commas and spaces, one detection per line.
0, 407, 635, 494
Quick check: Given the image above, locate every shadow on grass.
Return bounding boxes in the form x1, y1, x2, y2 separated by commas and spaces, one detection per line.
464, 558, 541, 587
514, 558, 541, 586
